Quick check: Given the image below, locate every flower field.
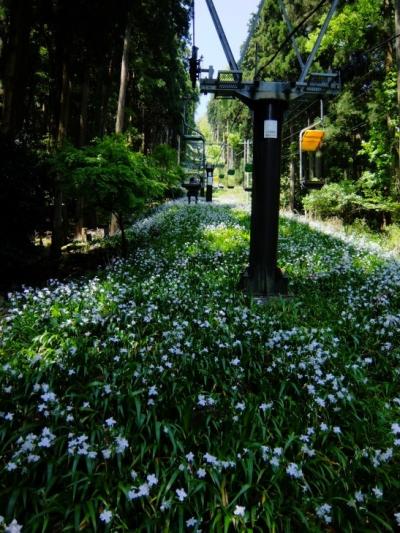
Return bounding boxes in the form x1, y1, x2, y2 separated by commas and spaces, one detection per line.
1, 195, 400, 532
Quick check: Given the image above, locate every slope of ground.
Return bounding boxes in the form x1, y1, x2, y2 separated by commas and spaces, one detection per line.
1, 192, 400, 531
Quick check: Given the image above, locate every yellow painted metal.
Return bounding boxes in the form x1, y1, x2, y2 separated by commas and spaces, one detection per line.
301, 129, 325, 152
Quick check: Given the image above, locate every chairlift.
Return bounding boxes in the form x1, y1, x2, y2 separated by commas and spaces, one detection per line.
243, 163, 252, 192
227, 168, 235, 188
299, 104, 326, 189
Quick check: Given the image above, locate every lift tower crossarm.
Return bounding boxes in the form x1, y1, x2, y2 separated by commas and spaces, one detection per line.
277, 0, 304, 70
204, 0, 239, 77
298, 0, 339, 84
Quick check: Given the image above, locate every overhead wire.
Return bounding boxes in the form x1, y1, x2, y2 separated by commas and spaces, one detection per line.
207, 8, 400, 153
283, 99, 321, 130
282, 28, 400, 134
282, 88, 371, 142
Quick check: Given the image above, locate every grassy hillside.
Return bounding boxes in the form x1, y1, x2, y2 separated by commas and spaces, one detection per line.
1, 194, 400, 531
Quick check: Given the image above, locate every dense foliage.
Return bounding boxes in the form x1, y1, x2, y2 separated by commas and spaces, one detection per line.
0, 0, 193, 269
51, 136, 183, 254
1, 194, 400, 531
0, 0, 193, 148
205, 0, 400, 227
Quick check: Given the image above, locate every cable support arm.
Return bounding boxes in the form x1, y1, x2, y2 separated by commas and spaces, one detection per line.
204, 0, 239, 77
255, 0, 328, 81
298, 0, 340, 84
277, 0, 304, 69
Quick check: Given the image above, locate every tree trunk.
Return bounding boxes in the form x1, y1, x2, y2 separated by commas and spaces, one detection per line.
96, 57, 114, 137
57, 61, 71, 145
115, 23, 131, 134
111, 22, 132, 236
74, 66, 90, 241
395, 0, 400, 198
1, 0, 32, 137
52, 60, 71, 257
79, 66, 90, 147
117, 214, 128, 258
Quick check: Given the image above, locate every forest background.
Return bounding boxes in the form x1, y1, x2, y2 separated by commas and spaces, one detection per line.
205, 0, 400, 234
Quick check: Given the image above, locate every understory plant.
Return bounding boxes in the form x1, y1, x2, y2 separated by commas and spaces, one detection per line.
1, 194, 400, 531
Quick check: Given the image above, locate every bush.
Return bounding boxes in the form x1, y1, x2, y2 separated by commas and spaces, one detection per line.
51, 135, 179, 254
303, 181, 399, 227
150, 144, 184, 197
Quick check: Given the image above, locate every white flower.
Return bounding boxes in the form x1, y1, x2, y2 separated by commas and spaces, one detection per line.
99, 510, 112, 524
0, 516, 4, 525
41, 392, 56, 402
102, 448, 112, 459
138, 483, 150, 497
235, 402, 245, 412
320, 422, 328, 431
333, 426, 342, 434
372, 486, 383, 499
270, 456, 280, 468
105, 417, 117, 427
5, 519, 23, 533
186, 517, 198, 527
230, 358, 240, 366
316, 503, 332, 524
115, 436, 129, 454
38, 437, 52, 448
176, 488, 187, 501
233, 505, 246, 517
197, 468, 206, 478
6, 462, 17, 471
130, 470, 138, 480
391, 422, 400, 435
186, 451, 194, 463
203, 452, 218, 465
354, 490, 364, 503
394, 512, 400, 526
259, 402, 272, 412
286, 463, 303, 479
146, 474, 158, 487
197, 395, 207, 407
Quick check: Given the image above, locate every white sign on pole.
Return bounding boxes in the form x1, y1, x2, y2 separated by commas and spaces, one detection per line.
264, 120, 278, 139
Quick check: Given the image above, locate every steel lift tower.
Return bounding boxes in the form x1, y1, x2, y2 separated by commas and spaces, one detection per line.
190, 0, 340, 298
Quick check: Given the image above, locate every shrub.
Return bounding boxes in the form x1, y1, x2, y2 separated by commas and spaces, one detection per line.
303, 181, 399, 227
51, 135, 174, 255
